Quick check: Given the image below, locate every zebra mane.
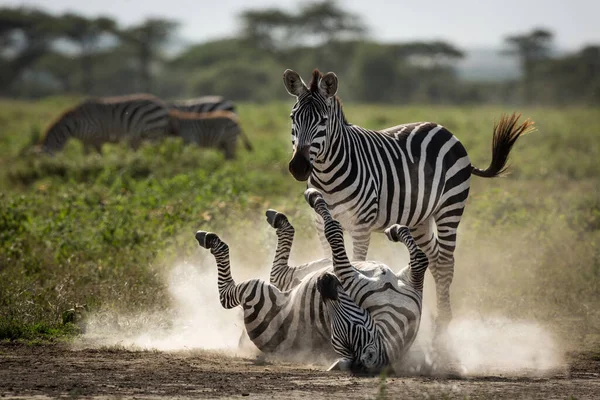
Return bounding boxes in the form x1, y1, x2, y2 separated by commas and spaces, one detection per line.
307, 68, 349, 125
309, 69, 323, 93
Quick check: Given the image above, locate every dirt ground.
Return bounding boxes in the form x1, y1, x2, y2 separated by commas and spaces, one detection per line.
0, 343, 598, 399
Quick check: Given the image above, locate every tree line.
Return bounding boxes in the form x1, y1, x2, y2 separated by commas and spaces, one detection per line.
1, 1, 598, 105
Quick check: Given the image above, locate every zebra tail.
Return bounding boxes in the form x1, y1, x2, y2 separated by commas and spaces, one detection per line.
239, 128, 254, 152
471, 112, 535, 178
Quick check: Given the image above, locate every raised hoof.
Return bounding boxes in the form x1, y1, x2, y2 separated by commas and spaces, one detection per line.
265, 209, 289, 229
317, 272, 340, 300
384, 224, 410, 242
304, 188, 325, 208
195, 231, 218, 249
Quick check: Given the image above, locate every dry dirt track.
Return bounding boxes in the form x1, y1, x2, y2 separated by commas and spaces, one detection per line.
0, 343, 599, 399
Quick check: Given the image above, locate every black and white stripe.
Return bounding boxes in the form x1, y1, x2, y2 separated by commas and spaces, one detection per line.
167, 110, 253, 159
194, 203, 424, 368
41, 93, 170, 154
283, 69, 534, 341
168, 96, 236, 114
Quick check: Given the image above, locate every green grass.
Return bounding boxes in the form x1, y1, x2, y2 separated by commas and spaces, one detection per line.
0, 98, 599, 350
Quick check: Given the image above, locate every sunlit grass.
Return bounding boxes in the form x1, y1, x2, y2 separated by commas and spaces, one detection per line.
0, 98, 598, 349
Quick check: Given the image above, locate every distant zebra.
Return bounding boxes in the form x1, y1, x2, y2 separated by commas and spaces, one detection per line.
307, 188, 429, 374
282, 68, 535, 343
167, 110, 253, 159
194, 197, 425, 367
40, 93, 170, 154
168, 96, 236, 114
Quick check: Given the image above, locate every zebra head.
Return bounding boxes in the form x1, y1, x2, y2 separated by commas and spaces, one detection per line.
283, 69, 338, 181
41, 110, 77, 154
317, 271, 386, 374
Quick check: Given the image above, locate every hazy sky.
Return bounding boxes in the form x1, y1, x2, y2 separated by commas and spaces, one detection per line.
3, 0, 599, 50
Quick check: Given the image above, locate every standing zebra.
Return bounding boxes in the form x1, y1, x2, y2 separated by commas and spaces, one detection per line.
40, 93, 170, 154
306, 188, 429, 374
282, 68, 535, 343
167, 110, 253, 159
194, 197, 426, 368
168, 96, 236, 114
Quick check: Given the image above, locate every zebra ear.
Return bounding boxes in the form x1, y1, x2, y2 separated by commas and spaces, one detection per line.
283, 69, 308, 97
318, 72, 338, 98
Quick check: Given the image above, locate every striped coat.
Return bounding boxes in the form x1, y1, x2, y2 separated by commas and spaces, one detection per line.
40, 93, 170, 154
195, 199, 427, 371
282, 68, 534, 344
168, 96, 236, 114
167, 110, 252, 159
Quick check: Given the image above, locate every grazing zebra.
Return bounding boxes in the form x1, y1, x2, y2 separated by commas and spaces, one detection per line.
194, 197, 425, 368
168, 96, 236, 114
282, 68, 535, 343
306, 188, 429, 374
40, 93, 170, 154
167, 110, 253, 159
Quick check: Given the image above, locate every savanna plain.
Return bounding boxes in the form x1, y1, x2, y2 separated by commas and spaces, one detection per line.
0, 98, 599, 399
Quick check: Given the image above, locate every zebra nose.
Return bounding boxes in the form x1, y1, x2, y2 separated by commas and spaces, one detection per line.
289, 146, 312, 181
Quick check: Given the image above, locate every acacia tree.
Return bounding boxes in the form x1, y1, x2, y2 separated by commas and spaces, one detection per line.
119, 18, 178, 93
238, 0, 367, 67
59, 13, 116, 94
503, 28, 554, 104
0, 7, 59, 95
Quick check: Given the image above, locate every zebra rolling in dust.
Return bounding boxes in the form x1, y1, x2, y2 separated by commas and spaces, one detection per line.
282, 68, 535, 346
40, 94, 171, 154
167, 110, 253, 159
194, 189, 429, 374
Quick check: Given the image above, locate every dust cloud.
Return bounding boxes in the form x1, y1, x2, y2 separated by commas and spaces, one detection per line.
81, 222, 564, 377
82, 260, 251, 354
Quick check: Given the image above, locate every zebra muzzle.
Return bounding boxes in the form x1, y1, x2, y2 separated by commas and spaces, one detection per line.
317, 272, 340, 301
195, 231, 217, 249
288, 146, 312, 181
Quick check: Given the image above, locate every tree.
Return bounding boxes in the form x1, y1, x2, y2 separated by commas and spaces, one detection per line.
58, 13, 117, 94
119, 18, 178, 93
238, 0, 367, 59
0, 7, 59, 95
238, 9, 295, 53
296, 0, 367, 45
503, 28, 554, 104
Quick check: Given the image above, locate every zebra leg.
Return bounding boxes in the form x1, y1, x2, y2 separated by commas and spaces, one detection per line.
266, 209, 296, 290
267, 209, 330, 291
350, 230, 370, 261
305, 189, 359, 287
385, 224, 428, 292
314, 212, 331, 259
195, 231, 264, 309
431, 208, 463, 340
394, 219, 438, 291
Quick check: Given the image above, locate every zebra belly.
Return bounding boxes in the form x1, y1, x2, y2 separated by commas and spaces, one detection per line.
244, 279, 332, 354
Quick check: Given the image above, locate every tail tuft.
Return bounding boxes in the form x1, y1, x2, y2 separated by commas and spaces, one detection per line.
472, 112, 535, 178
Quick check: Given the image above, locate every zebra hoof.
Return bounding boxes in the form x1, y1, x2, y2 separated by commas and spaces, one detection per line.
317, 272, 340, 300
195, 231, 218, 249
304, 188, 324, 208
384, 224, 410, 242
265, 209, 288, 229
